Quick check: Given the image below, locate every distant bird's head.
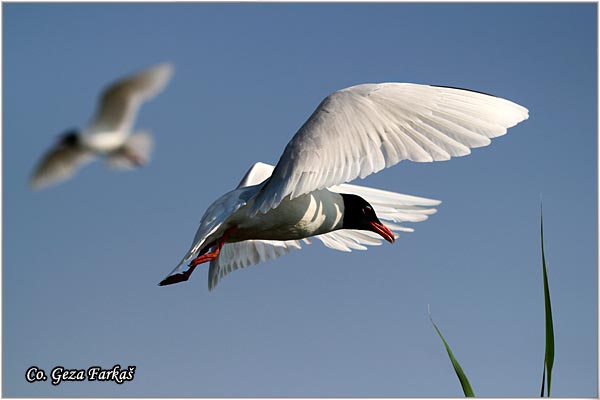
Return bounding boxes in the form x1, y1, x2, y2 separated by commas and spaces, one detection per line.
59, 129, 80, 146
341, 194, 395, 243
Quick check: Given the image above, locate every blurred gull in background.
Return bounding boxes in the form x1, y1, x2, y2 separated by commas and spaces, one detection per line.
30, 62, 174, 190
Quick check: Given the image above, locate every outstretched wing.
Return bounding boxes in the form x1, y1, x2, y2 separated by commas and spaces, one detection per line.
30, 142, 95, 190
251, 83, 528, 215
87, 63, 174, 135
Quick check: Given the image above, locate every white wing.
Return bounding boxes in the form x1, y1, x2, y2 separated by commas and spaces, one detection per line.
205, 162, 439, 289
87, 63, 173, 135
30, 142, 95, 190
251, 83, 528, 214
236, 161, 275, 188
207, 238, 309, 290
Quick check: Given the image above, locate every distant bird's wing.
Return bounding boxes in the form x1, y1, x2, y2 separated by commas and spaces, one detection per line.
205, 162, 440, 289
251, 83, 528, 215
87, 63, 173, 135
30, 142, 95, 190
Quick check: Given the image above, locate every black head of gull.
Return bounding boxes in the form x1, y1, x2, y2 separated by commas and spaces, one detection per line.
340, 193, 395, 243
59, 129, 81, 147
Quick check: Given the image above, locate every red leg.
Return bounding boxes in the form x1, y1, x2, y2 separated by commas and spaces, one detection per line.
189, 240, 225, 267
158, 227, 236, 286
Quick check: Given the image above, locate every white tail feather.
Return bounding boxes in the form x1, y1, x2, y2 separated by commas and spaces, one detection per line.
106, 131, 153, 169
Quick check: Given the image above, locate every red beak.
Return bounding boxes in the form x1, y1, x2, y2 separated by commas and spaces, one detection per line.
369, 221, 395, 244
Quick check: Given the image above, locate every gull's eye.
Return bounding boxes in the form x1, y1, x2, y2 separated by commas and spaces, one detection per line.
363, 206, 372, 214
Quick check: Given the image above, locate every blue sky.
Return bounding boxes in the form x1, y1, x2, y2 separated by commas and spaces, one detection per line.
3, 2, 597, 397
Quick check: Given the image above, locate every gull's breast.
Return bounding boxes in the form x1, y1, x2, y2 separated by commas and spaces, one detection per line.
228, 189, 345, 242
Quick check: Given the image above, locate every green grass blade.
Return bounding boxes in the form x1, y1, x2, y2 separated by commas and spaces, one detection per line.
540, 366, 546, 397
540, 205, 555, 397
429, 307, 475, 397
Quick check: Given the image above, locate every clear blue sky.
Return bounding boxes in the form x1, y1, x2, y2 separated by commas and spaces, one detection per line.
3, 3, 597, 397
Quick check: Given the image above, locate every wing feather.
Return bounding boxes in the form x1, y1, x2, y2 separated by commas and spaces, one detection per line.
87, 63, 173, 135
207, 239, 306, 290
251, 83, 528, 214
30, 142, 95, 190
